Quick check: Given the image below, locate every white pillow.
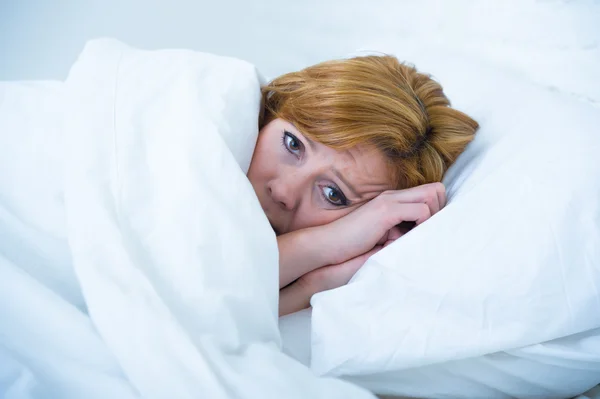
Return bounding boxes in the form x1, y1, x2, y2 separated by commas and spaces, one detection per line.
307, 53, 600, 398
280, 311, 600, 398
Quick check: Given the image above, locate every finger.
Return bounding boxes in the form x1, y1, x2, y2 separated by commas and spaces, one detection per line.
388, 202, 432, 226
435, 182, 447, 209
426, 184, 441, 215
382, 226, 405, 248
387, 226, 404, 241
422, 182, 444, 213
377, 225, 405, 246
376, 230, 390, 246
385, 183, 443, 215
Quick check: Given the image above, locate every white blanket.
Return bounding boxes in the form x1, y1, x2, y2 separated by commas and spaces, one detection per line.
0, 39, 374, 399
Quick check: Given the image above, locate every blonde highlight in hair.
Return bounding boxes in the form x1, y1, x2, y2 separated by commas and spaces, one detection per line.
260, 55, 478, 188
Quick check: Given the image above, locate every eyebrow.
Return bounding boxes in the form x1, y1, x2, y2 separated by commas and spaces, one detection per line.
300, 134, 361, 201
299, 130, 317, 152
332, 168, 360, 200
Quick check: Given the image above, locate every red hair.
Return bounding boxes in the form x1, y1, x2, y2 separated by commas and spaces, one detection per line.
260, 55, 478, 188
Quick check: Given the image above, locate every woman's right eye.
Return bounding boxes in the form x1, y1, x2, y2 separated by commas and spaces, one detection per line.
282, 131, 302, 156
321, 185, 348, 207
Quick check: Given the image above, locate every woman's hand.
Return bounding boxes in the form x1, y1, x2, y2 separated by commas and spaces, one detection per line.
300, 246, 383, 292
278, 183, 446, 314
321, 182, 446, 265
278, 182, 445, 288
279, 246, 382, 316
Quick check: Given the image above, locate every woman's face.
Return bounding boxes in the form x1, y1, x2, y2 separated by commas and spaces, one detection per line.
248, 118, 392, 235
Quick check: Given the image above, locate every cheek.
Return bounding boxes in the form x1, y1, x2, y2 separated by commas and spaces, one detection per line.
249, 143, 276, 181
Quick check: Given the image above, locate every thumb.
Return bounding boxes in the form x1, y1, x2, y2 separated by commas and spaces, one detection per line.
376, 230, 391, 246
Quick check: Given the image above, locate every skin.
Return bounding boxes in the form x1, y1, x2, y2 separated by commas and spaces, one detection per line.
247, 118, 446, 316
247, 118, 393, 235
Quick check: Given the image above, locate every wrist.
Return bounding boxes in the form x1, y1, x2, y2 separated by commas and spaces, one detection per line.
278, 226, 335, 288
279, 276, 322, 317
296, 273, 327, 297
293, 224, 339, 268
306, 223, 346, 266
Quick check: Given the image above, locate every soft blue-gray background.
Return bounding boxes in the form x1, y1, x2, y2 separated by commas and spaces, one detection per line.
1, 0, 599, 102
1, 0, 407, 80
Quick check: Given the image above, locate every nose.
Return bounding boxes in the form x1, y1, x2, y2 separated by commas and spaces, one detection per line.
268, 176, 303, 211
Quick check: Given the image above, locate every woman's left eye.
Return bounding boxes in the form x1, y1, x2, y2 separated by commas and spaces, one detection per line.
322, 186, 347, 206
283, 131, 302, 156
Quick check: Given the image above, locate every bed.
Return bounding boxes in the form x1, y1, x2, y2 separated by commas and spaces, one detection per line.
1, 1, 599, 398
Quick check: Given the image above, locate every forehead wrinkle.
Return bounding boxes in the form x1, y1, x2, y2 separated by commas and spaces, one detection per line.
332, 167, 360, 199
354, 183, 391, 200
347, 189, 387, 207
341, 179, 391, 204
313, 141, 391, 203
339, 153, 389, 185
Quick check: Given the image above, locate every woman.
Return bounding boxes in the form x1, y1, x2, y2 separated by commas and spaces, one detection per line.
247, 55, 478, 316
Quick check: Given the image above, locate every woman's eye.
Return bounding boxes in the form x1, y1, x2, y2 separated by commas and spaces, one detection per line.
323, 186, 347, 206
283, 131, 302, 155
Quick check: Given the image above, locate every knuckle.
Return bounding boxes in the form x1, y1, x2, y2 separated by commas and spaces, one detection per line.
372, 195, 389, 213
426, 187, 437, 200
373, 193, 387, 205
379, 199, 392, 214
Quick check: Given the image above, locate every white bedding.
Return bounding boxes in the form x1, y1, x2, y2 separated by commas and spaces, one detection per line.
0, 39, 374, 399
2, 1, 600, 397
